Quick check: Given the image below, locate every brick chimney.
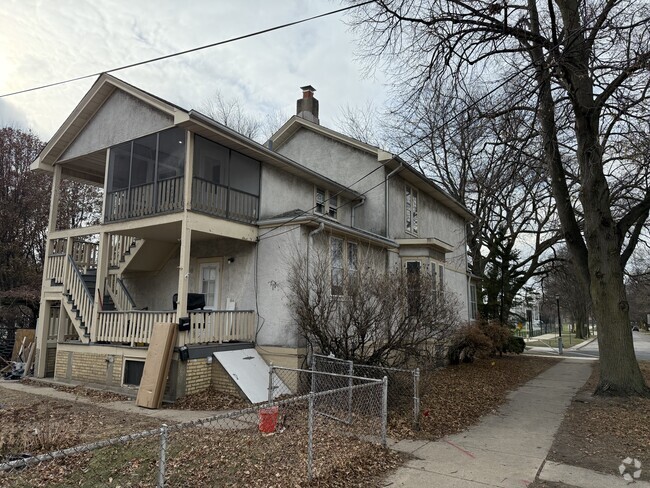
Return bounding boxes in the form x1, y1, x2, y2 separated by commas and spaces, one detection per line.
296, 85, 319, 124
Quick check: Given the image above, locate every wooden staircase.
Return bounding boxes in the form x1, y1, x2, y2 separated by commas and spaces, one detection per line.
58, 236, 143, 342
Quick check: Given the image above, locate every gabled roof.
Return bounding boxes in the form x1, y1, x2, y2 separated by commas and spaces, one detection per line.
30, 73, 187, 173
30, 74, 362, 201
270, 115, 475, 222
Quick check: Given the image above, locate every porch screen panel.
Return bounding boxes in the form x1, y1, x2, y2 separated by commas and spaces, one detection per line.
229, 151, 260, 222
106, 141, 131, 220
193, 136, 229, 216
157, 127, 186, 212
130, 134, 157, 217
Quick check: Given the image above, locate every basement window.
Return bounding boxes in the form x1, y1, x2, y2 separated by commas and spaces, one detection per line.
123, 359, 145, 386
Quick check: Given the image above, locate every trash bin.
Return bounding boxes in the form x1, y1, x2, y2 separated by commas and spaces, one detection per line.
259, 406, 279, 433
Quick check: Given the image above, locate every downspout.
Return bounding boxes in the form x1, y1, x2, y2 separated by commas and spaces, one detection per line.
384, 161, 402, 271
351, 196, 366, 228
306, 222, 325, 303
384, 162, 403, 238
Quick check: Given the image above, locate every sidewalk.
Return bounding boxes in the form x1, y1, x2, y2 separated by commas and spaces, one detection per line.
0, 379, 217, 424
385, 359, 598, 487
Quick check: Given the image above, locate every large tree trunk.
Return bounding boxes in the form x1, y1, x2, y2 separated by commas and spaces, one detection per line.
554, 0, 649, 396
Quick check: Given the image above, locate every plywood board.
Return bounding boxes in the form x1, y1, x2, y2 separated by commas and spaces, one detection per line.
136, 322, 177, 409
213, 349, 289, 404
12, 329, 35, 361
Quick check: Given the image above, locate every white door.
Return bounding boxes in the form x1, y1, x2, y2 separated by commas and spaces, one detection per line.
199, 262, 221, 310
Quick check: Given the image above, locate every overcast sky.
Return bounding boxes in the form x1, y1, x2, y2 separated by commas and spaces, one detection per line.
0, 1, 388, 141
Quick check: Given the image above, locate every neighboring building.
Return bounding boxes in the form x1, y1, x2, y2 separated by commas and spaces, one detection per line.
31, 75, 474, 399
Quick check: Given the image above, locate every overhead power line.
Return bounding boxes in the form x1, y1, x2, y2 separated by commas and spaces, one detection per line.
257, 65, 533, 241
0, 1, 373, 99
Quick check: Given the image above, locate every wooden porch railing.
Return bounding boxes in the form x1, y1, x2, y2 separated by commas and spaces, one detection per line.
96, 311, 178, 346
191, 177, 258, 224
65, 256, 95, 329
105, 275, 137, 311
71, 240, 98, 272
104, 176, 184, 222
187, 310, 256, 344
109, 235, 138, 268
95, 310, 256, 346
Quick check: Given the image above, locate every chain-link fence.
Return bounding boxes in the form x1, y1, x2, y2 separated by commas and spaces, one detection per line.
1, 367, 387, 486
313, 353, 420, 429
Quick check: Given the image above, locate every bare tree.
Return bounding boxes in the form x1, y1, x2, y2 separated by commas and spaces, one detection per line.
202, 90, 289, 143
349, 0, 650, 396
542, 249, 592, 339
286, 244, 459, 366
0, 127, 48, 326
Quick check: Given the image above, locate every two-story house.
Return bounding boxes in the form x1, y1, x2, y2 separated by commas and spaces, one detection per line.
31, 74, 474, 400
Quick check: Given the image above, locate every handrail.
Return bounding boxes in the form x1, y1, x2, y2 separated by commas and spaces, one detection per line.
191, 177, 259, 198
117, 278, 137, 308
68, 256, 93, 302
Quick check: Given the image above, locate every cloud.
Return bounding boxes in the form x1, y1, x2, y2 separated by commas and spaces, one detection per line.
0, 1, 388, 140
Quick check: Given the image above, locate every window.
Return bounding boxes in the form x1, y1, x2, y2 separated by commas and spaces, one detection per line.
315, 187, 339, 220
199, 262, 221, 309
328, 195, 338, 219
331, 237, 344, 296
438, 264, 445, 291
316, 188, 326, 214
405, 185, 418, 234
470, 284, 478, 320
406, 261, 421, 314
123, 360, 145, 386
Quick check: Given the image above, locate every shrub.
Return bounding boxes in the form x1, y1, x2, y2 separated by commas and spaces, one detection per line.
447, 322, 525, 364
504, 336, 525, 354
447, 324, 493, 364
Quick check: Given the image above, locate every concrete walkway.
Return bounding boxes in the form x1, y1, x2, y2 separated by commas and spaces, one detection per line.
0, 380, 218, 424
385, 359, 593, 488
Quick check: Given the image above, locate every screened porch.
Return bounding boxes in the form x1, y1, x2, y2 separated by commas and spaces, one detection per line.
103, 128, 260, 225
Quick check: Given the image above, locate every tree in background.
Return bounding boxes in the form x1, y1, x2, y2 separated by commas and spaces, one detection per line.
0, 127, 48, 326
349, 0, 650, 396
0, 126, 103, 327
202, 90, 289, 143
542, 250, 592, 339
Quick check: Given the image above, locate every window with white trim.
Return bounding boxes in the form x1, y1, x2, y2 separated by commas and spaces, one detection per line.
330, 238, 358, 295
405, 185, 418, 234
406, 261, 422, 314
470, 284, 478, 320
315, 187, 339, 220
331, 237, 344, 295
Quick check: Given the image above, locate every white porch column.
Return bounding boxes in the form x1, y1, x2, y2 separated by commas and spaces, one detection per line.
36, 166, 63, 377
176, 224, 192, 323
35, 300, 53, 378
47, 164, 62, 232
91, 231, 111, 342
183, 129, 194, 211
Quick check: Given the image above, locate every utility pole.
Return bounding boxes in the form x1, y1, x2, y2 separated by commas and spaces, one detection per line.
555, 294, 563, 355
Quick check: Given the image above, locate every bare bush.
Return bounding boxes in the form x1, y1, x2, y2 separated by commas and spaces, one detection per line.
287, 246, 460, 367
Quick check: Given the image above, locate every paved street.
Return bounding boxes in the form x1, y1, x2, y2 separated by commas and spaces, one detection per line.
527, 330, 650, 361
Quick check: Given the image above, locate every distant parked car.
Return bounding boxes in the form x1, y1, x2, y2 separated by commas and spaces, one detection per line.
632, 325, 640, 331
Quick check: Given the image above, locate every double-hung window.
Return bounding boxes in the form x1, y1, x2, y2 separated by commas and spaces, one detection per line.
315, 187, 339, 220
331, 237, 344, 296
405, 185, 418, 234
330, 238, 358, 295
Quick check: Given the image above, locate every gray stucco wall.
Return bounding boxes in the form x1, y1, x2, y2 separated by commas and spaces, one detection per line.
276, 129, 386, 235
387, 175, 470, 322
60, 90, 174, 161
122, 238, 256, 312
255, 225, 307, 348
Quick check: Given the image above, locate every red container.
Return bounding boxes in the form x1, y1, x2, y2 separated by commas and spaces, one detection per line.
259, 406, 279, 433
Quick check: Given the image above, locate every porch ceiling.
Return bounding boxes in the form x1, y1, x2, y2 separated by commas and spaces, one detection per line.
59, 149, 106, 185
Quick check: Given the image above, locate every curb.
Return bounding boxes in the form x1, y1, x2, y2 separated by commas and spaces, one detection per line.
567, 336, 597, 351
